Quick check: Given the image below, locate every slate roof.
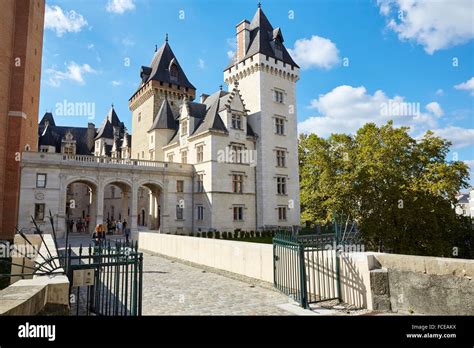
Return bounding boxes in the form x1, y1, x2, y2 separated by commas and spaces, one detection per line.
38, 123, 93, 155
226, 7, 299, 69
96, 106, 124, 139
457, 193, 469, 204
95, 119, 114, 139
39, 112, 56, 127
132, 41, 196, 100
192, 91, 229, 135
149, 98, 178, 131
37, 110, 131, 156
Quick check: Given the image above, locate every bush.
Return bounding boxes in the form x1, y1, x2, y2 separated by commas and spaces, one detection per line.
207, 231, 213, 238
222, 232, 228, 239
250, 231, 255, 238
215, 231, 221, 239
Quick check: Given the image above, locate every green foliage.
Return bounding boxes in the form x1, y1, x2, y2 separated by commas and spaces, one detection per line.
299, 121, 472, 257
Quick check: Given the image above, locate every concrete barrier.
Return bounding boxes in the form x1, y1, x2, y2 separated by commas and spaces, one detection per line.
0, 234, 69, 315
138, 232, 274, 282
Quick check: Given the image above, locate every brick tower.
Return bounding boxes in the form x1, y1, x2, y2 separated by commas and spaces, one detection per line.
0, 0, 45, 240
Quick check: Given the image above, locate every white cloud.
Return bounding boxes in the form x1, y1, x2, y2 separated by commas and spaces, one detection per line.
46, 62, 97, 87
425, 102, 443, 117
377, 0, 474, 54
111, 80, 122, 87
87, 44, 94, 50
298, 85, 441, 138
436, 89, 444, 96
288, 35, 340, 69
226, 38, 237, 61
197, 59, 205, 69
464, 160, 474, 175
122, 37, 135, 47
432, 127, 474, 149
454, 77, 474, 96
106, 0, 135, 14
45, 5, 88, 37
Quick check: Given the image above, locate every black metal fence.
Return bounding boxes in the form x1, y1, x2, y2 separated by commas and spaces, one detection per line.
64, 240, 143, 316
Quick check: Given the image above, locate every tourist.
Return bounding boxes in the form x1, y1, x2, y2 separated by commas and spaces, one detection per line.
116, 220, 123, 235
72, 220, 77, 233
124, 225, 131, 244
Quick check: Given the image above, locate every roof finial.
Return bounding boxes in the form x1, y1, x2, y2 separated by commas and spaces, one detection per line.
111, 103, 114, 108
258, 1, 261, 8
155, 44, 157, 52
219, 85, 223, 91
165, 33, 168, 43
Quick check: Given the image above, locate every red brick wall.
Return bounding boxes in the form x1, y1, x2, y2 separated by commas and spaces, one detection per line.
0, 0, 45, 240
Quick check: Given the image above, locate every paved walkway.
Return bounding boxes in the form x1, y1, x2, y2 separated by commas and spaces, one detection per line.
57, 234, 297, 315
141, 252, 294, 315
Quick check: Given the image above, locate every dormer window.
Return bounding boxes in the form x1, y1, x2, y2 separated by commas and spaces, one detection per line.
181, 120, 188, 137
231, 114, 242, 130
274, 40, 283, 60
170, 64, 178, 82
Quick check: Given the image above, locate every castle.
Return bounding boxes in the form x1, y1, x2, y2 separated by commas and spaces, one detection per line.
17, 5, 301, 236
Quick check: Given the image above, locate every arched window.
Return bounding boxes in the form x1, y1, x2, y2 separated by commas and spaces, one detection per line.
170, 64, 178, 81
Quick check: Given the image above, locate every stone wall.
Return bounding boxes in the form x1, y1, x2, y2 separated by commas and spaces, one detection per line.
369, 253, 474, 315
0, 234, 69, 315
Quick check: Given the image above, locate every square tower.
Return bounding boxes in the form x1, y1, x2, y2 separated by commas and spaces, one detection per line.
224, 5, 301, 230
129, 39, 196, 161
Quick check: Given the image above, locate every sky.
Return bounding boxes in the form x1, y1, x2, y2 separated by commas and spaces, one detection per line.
40, 0, 473, 183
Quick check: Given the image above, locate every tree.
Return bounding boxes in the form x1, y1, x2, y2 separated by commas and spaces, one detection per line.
299, 121, 472, 257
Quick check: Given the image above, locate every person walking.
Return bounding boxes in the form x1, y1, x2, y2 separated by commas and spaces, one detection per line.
116, 220, 123, 235
124, 225, 131, 244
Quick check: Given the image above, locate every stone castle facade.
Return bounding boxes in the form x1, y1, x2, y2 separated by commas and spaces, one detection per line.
16, 5, 301, 236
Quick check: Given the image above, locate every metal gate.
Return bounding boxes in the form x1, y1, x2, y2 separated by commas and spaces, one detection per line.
273, 216, 360, 308
273, 231, 340, 308
64, 240, 143, 316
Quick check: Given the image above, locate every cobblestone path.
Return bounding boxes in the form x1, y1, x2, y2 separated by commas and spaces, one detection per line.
142, 252, 294, 315
58, 235, 295, 315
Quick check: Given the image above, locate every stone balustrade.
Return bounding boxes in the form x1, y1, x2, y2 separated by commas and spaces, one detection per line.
21, 152, 193, 172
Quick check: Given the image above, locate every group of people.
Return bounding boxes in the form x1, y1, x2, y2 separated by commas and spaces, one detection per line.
105, 218, 127, 235
68, 216, 90, 233
93, 218, 131, 244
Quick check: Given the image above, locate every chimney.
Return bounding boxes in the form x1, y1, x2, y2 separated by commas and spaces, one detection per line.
236, 19, 250, 61
200, 93, 209, 103
87, 122, 95, 152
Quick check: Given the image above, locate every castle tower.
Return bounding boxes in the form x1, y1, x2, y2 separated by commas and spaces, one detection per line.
223, 5, 301, 230
129, 37, 196, 161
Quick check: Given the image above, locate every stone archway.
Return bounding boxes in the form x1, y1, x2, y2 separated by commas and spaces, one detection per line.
64, 178, 98, 234
102, 179, 132, 234
135, 180, 163, 232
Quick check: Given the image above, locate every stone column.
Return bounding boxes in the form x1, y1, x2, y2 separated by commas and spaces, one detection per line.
96, 183, 104, 227
89, 189, 97, 233
121, 189, 129, 224
131, 183, 138, 231
148, 191, 154, 230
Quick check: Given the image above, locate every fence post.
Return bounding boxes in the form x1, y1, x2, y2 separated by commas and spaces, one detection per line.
334, 214, 342, 302
298, 243, 308, 308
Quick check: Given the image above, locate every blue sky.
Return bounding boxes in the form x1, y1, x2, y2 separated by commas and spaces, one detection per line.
40, 0, 473, 182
